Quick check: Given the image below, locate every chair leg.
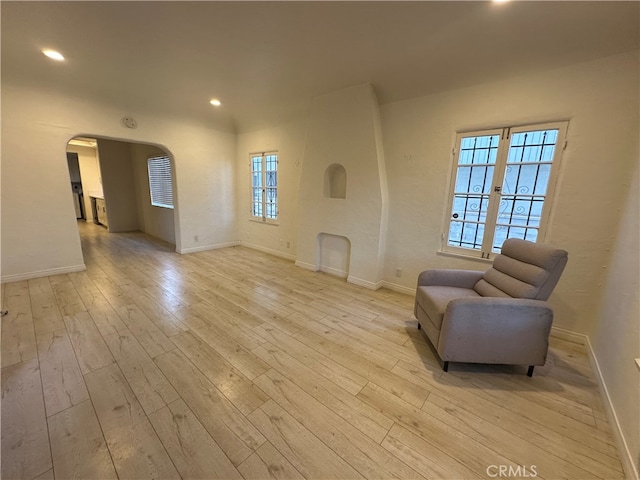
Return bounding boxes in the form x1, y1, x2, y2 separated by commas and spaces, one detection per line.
443, 361, 449, 372
417, 322, 421, 330
527, 366, 534, 377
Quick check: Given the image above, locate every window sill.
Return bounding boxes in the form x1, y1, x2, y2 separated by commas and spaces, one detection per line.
437, 249, 493, 264
249, 218, 279, 226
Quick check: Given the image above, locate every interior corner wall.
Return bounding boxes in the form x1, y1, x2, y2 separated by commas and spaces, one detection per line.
130, 143, 176, 245
380, 51, 639, 335
1, 83, 237, 281
97, 138, 139, 232
590, 157, 640, 479
296, 83, 388, 288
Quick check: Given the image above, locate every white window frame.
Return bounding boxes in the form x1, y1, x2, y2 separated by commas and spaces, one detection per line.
250, 151, 278, 223
147, 155, 174, 209
442, 121, 567, 259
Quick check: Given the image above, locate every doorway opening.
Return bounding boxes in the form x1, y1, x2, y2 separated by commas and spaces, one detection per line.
66, 136, 178, 247
66, 151, 86, 220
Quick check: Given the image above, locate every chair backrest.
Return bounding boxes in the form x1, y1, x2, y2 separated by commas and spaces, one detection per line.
474, 238, 568, 300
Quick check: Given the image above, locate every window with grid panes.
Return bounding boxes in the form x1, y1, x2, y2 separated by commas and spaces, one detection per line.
147, 155, 174, 209
251, 152, 278, 221
443, 122, 567, 259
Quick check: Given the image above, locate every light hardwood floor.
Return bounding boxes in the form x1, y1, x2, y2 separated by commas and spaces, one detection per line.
1, 222, 624, 479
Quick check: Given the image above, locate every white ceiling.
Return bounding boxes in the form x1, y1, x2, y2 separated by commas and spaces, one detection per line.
2, 1, 638, 133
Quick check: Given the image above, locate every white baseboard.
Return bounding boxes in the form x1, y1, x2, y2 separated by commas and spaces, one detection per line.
347, 275, 383, 291
1, 264, 86, 283
380, 280, 415, 295
293, 262, 383, 290
177, 241, 239, 254
241, 242, 296, 261
295, 260, 318, 272
319, 265, 348, 279
551, 326, 636, 478
550, 326, 587, 345
585, 336, 638, 480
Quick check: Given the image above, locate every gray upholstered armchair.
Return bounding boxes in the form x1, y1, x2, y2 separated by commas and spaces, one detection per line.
414, 238, 568, 376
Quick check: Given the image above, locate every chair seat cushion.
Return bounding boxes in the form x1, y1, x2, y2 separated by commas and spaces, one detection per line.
416, 286, 480, 330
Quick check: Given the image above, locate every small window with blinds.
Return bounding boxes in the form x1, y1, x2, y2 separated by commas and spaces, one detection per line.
147, 155, 174, 209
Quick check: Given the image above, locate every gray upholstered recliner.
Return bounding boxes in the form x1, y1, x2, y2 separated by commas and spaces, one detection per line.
414, 238, 568, 376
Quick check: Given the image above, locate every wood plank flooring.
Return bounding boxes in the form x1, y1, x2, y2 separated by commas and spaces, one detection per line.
1, 222, 625, 479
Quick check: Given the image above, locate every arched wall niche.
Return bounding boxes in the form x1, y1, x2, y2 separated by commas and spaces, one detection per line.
317, 233, 351, 278
324, 163, 347, 199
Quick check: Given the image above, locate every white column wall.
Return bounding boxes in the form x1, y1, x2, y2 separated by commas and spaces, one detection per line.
295, 84, 389, 288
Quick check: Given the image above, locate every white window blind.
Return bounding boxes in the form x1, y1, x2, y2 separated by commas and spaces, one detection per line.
147, 155, 174, 209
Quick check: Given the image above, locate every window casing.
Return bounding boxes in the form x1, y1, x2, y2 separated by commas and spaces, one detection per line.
251, 152, 278, 222
443, 122, 567, 259
147, 155, 174, 209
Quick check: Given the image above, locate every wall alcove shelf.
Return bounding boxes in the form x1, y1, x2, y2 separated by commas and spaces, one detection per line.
324, 163, 347, 199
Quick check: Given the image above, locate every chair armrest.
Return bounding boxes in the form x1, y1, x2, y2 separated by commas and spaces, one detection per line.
445, 297, 553, 328
417, 269, 484, 289
438, 297, 554, 365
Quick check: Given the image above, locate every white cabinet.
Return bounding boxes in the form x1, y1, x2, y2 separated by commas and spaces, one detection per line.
95, 197, 108, 228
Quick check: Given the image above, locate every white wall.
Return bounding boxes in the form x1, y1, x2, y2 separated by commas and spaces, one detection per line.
237, 84, 391, 287
1, 96, 85, 280
1, 83, 237, 281
590, 159, 639, 479
296, 84, 389, 288
67, 144, 102, 223
131, 142, 176, 245
236, 120, 307, 259
380, 51, 639, 334
97, 138, 139, 233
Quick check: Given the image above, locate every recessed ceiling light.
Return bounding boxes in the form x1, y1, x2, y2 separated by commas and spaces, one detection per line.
42, 49, 65, 61
209, 98, 222, 107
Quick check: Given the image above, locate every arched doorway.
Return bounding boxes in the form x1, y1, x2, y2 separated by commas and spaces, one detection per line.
66, 136, 177, 247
